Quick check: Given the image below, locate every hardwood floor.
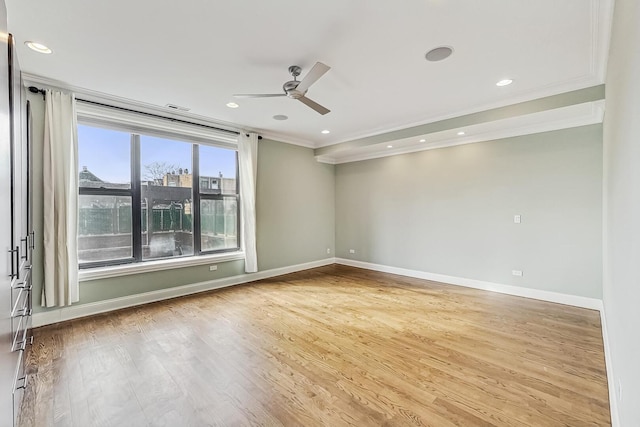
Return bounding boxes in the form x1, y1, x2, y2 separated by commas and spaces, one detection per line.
19, 265, 610, 426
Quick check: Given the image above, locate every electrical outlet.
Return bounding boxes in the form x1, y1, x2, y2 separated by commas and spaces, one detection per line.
349, 249, 355, 254
326, 248, 331, 254
209, 265, 218, 271
512, 270, 523, 277
514, 214, 521, 224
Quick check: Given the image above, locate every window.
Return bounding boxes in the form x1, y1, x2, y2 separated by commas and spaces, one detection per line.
78, 126, 133, 264
77, 123, 240, 268
140, 135, 195, 260
198, 144, 239, 252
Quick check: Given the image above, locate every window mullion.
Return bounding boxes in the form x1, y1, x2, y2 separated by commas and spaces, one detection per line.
131, 134, 142, 261
78, 188, 132, 197
193, 144, 202, 254
236, 153, 241, 252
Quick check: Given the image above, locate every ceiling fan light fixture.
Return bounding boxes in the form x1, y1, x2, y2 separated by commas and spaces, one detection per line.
496, 79, 513, 87
425, 46, 453, 62
25, 41, 52, 54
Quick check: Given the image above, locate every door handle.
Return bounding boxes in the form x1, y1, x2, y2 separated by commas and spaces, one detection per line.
8, 248, 17, 278
21, 236, 28, 260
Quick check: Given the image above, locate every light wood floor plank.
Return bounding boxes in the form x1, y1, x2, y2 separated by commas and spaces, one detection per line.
19, 265, 610, 426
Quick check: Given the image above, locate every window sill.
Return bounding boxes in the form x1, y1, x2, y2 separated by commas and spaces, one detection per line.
78, 251, 245, 282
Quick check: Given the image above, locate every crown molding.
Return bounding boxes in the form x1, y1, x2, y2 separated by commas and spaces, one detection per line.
315, 85, 605, 160
317, 100, 604, 165
256, 130, 317, 148
317, 75, 603, 150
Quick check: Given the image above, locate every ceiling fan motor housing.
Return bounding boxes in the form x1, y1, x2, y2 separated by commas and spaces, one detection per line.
283, 80, 305, 99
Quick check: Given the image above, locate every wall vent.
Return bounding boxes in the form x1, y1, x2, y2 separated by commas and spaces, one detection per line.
165, 103, 191, 112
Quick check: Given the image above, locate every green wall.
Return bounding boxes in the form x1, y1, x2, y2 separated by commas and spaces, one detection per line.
256, 139, 335, 270
335, 125, 603, 299
27, 93, 336, 311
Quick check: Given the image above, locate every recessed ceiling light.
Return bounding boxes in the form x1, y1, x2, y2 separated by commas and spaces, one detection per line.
226, 102, 239, 108
419, 139, 426, 143
457, 131, 466, 136
387, 145, 393, 148
25, 41, 52, 54
273, 114, 288, 121
425, 46, 453, 62
496, 79, 513, 87
321, 130, 330, 134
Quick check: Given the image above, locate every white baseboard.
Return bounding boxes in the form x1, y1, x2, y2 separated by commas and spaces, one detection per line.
32, 258, 336, 327
35, 257, 604, 326
600, 306, 620, 427
335, 258, 603, 310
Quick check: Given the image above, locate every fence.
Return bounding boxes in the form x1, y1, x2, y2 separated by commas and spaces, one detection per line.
79, 206, 235, 237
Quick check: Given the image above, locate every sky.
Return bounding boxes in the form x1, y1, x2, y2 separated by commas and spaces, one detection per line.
77, 125, 237, 184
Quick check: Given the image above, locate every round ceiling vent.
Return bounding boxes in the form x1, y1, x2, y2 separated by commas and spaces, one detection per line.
273, 114, 288, 120
425, 46, 453, 62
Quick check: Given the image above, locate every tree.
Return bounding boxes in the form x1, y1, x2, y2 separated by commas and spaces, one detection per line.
143, 161, 179, 183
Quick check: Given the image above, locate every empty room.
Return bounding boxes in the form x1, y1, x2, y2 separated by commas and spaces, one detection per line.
1, 0, 638, 426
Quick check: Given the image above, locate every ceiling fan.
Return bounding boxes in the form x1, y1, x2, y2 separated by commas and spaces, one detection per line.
234, 62, 331, 115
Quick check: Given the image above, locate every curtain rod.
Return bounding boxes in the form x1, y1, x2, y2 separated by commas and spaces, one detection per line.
27, 86, 261, 139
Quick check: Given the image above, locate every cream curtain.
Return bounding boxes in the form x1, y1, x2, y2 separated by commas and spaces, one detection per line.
42, 90, 79, 307
238, 132, 258, 273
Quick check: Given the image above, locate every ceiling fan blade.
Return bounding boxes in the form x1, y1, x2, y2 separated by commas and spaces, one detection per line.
295, 62, 331, 93
298, 96, 331, 115
233, 93, 286, 98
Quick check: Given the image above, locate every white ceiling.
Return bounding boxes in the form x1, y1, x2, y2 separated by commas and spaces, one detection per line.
6, 0, 612, 148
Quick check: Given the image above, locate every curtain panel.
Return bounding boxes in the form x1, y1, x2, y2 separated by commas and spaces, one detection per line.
42, 90, 79, 307
238, 132, 258, 273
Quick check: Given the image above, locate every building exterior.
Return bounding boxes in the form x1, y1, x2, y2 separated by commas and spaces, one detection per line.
163, 168, 193, 188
